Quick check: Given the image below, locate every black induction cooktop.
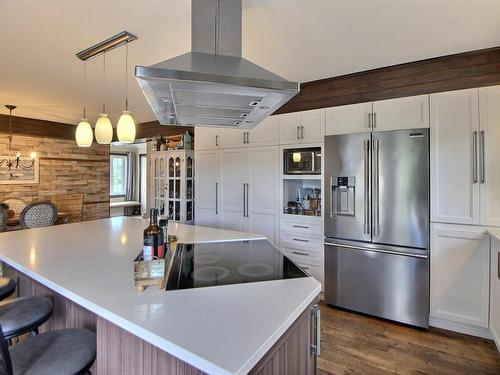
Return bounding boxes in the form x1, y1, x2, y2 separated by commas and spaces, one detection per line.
165, 240, 308, 290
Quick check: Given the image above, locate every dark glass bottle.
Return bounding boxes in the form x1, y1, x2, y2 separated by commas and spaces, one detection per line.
143, 209, 164, 260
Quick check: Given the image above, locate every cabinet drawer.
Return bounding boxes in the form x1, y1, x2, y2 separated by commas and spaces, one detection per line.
283, 246, 323, 265
282, 234, 324, 253
292, 259, 324, 285
282, 220, 324, 236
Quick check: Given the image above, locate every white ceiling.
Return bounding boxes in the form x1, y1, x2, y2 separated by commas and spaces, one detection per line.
1, 0, 499, 125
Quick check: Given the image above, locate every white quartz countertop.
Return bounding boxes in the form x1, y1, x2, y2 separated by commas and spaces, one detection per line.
0, 217, 320, 375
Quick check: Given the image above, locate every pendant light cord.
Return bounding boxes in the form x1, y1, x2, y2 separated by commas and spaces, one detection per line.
83, 61, 87, 118
8, 108, 12, 158
125, 42, 129, 111
103, 52, 106, 113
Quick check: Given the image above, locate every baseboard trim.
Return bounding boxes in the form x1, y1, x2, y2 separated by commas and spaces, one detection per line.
491, 327, 500, 352
430, 316, 491, 339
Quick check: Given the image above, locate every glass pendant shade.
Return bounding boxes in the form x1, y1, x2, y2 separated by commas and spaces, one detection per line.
117, 111, 136, 143
76, 118, 93, 147
95, 114, 113, 144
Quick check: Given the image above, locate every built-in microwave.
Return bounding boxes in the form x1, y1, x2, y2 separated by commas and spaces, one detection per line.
284, 147, 321, 175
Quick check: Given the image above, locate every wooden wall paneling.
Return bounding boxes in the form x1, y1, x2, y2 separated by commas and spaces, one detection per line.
276, 46, 500, 114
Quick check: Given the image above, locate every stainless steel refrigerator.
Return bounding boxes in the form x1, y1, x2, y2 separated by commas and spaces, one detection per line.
324, 128, 430, 328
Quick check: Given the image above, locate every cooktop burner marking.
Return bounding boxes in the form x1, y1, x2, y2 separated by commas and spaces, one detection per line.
192, 266, 230, 282
194, 254, 221, 265
237, 263, 275, 277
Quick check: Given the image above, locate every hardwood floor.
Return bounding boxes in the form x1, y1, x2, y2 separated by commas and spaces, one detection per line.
318, 303, 500, 375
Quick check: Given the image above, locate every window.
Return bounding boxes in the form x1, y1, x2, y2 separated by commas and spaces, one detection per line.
110, 154, 127, 196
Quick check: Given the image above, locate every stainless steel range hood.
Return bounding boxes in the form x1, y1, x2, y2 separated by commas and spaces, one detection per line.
135, 0, 299, 129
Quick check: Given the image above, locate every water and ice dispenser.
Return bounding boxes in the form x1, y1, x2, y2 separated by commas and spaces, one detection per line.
331, 176, 356, 216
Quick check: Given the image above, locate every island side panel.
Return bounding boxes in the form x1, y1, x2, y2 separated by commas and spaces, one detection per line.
16, 270, 319, 375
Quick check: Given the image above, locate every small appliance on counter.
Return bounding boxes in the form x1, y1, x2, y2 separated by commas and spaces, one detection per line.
165, 240, 308, 290
283, 147, 321, 175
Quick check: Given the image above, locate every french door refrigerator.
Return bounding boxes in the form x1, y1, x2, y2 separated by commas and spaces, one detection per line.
324, 128, 430, 328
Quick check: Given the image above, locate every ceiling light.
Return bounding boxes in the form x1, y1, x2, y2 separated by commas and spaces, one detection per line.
95, 52, 113, 144
95, 114, 113, 144
76, 61, 93, 147
117, 42, 136, 143
76, 118, 93, 147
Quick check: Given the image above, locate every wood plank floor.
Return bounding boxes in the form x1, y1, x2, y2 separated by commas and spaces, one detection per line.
318, 303, 500, 375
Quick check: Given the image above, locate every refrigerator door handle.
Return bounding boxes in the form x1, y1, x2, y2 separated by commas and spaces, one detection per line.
324, 242, 429, 259
329, 177, 334, 219
373, 139, 380, 236
363, 140, 370, 234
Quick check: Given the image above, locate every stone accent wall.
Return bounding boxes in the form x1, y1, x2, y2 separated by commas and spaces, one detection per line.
0, 134, 110, 221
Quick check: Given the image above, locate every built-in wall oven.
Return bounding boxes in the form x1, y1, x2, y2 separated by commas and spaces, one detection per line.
283, 147, 321, 175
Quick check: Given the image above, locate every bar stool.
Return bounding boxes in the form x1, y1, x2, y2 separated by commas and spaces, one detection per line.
0, 297, 53, 340
0, 324, 96, 375
0, 278, 17, 301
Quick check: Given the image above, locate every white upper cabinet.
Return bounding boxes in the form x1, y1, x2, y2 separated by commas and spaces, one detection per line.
219, 128, 246, 149
430, 224, 490, 329
479, 86, 500, 227
430, 89, 480, 225
373, 94, 430, 131
325, 102, 372, 135
247, 115, 278, 147
194, 127, 221, 150
278, 109, 325, 144
278, 112, 301, 144
300, 109, 326, 143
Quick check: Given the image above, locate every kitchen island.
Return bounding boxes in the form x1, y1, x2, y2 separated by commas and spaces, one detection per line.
0, 217, 321, 375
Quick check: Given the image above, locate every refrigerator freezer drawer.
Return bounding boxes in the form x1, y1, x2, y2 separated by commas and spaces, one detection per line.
324, 242, 429, 328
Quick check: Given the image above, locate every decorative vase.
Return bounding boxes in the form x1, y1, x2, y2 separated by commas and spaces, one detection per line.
0, 208, 7, 232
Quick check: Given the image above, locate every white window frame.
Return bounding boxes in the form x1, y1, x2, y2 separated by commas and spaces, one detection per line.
110, 154, 128, 197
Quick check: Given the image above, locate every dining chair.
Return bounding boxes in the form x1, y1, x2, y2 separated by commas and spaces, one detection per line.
51, 193, 84, 223
19, 202, 58, 229
1, 199, 27, 218
0, 323, 96, 375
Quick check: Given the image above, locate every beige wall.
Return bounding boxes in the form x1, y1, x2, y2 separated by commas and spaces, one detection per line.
0, 134, 110, 221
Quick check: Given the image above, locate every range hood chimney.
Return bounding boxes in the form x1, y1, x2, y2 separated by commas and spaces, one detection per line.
135, 0, 299, 129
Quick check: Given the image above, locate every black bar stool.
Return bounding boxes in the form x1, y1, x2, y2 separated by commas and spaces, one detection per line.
0, 278, 17, 301
0, 296, 53, 340
0, 324, 96, 375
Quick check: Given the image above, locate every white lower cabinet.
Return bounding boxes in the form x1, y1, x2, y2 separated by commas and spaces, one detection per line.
281, 215, 324, 290
430, 223, 490, 335
490, 234, 500, 350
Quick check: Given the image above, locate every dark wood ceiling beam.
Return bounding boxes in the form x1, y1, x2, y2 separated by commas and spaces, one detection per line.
0, 114, 192, 142
275, 46, 500, 114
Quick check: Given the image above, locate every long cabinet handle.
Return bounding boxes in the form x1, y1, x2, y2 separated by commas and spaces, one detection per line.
215, 135, 219, 147
480, 130, 485, 183
243, 183, 246, 217
498, 252, 500, 280
246, 183, 249, 217
300, 126, 304, 139
293, 238, 310, 243
292, 250, 310, 256
311, 304, 320, 356
373, 139, 380, 236
242, 133, 246, 144
363, 139, 370, 234
297, 126, 300, 140
293, 224, 309, 229
215, 182, 218, 215
473, 131, 478, 183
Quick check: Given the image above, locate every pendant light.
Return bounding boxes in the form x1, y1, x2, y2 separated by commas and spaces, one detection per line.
117, 42, 136, 143
95, 52, 113, 144
76, 61, 93, 147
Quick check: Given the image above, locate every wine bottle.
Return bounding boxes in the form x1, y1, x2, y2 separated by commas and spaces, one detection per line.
143, 209, 164, 260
